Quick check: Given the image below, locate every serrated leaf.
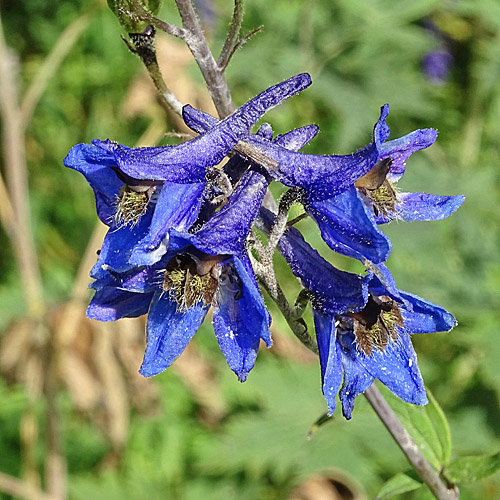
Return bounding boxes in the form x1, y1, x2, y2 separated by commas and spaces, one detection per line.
376, 472, 422, 499
381, 386, 451, 470
445, 452, 500, 483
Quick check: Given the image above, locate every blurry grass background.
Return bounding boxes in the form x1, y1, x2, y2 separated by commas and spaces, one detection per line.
0, 0, 499, 498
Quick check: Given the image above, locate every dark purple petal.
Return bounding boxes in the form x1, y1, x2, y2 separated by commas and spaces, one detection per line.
97, 73, 312, 182
423, 50, 453, 84
381, 128, 437, 181
313, 309, 343, 414
306, 186, 392, 263
129, 182, 205, 267
87, 287, 154, 321
213, 255, 271, 381
399, 291, 457, 334
277, 226, 368, 315
242, 105, 390, 200
139, 292, 209, 377
366, 263, 405, 304
375, 192, 465, 224
273, 125, 319, 150
191, 171, 268, 256
90, 264, 164, 293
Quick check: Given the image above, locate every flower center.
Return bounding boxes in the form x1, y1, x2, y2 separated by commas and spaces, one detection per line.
162, 253, 221, 310
355, 158, 398, 217
347, 295, 403, 355
114, 185, 152, 226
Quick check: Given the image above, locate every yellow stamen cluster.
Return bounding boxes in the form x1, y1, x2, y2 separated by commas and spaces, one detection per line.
353, 299, 403, 356
114, 186, 149, 226
368, 180, 398, 218
163, 257, 218, 310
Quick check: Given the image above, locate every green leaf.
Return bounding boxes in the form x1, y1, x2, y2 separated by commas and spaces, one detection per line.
376, 472, 422, 499
425, 390, 452, 465
381, 386, 452, 470
445, 452, 500, 483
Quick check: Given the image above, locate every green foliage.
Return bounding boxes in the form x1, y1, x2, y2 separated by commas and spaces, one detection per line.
376, 473, 423, 499
445, 452, 500, 483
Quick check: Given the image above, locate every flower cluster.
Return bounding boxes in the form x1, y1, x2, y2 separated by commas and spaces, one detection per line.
65, 73, 463, 418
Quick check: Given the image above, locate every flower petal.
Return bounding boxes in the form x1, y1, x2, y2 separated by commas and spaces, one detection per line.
129, 182, 205, 266
192, 171, 268, 255
87, 287, 153, 321
90, 209, 154, 278
98, 73, 312, 182
139, 292, 209, 377
213, 255, 271, 382
375, 192, 465, 224
341, 331, 428, 410
381, 128, 437, 181
306, 186, 392, 263
313, 309, 343, 414
277, 224, 368, 315
399, 291, 457, 334
63, 143, 123, 225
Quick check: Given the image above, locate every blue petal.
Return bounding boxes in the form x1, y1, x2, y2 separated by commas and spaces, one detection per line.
306, 186, 392, 263
192, 171, 268, 255
341, 331, 428, 408
375, 192, 465, 224
277, 226, 368, 315
129, 182, 205, 266
366, 263, 405, 304
241, 105, 390, 200
90, 209, 154, 278
90, 264, 165, 293
139, 292, 209, 377
399, 291, 457, 334
381, 128, 437, 181
99, 74, 312, 182
273, 125, 319, 150
313, 309, 343, 414
87, 287, 153, 321
64, 143, 123, 225
339, 339, 375, 420
213, 255, 271, 382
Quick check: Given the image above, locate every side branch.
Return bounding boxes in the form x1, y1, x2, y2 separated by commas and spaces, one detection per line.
217, 0, 244, 71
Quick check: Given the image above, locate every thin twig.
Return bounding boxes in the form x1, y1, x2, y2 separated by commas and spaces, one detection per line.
365, 385, 459, 500
175, 0, 235, 117
253, 257, 318, 354
217, 0, 244, 70
121, 26, 183, 116
220, 25, 263, 72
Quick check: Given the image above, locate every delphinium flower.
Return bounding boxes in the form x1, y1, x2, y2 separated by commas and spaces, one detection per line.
274, 221, 456, 418
89, 169, 271, 381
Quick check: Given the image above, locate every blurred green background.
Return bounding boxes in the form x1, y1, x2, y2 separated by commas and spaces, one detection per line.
0, 0, 499, 498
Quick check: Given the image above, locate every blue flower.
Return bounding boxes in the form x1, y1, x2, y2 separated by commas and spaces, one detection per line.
88, 170, 272, 382
64, 73, 312, 275
314, 270, 457, 419
262, 204, 456, 417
